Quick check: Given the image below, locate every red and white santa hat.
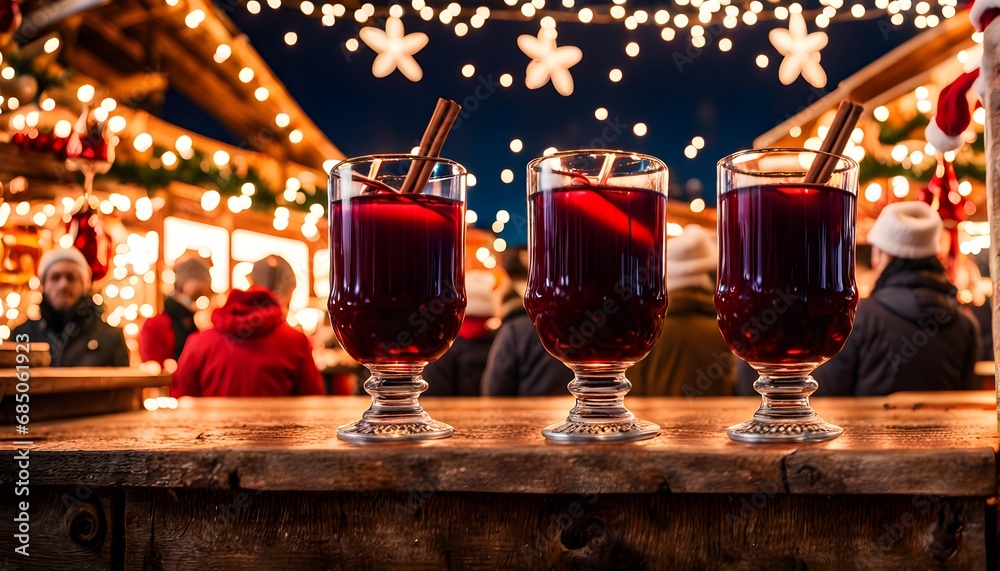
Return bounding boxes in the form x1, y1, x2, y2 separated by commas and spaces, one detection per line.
924, 0, 1000, 152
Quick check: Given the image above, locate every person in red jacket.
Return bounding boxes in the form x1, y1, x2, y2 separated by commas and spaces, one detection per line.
138, 255, 212, 367
171, 255, 324, 397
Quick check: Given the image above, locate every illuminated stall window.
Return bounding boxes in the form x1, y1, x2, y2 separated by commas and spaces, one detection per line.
163, 217, 230, 293
231, 230, 310, 310
313, 249, 330, 299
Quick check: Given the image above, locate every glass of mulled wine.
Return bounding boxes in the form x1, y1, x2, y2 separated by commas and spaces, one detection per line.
717, 148, 859, 443
328, 155, 466, 442
526, 150, 668, 442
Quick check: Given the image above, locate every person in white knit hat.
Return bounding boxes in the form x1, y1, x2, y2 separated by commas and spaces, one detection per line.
814, 201, 979, 396
628, 225, 735, 397
13, 247, 129, 367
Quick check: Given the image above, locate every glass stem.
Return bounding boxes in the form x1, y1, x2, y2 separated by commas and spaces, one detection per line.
752, 364, 820, 422
361, 363, 430, 422
565, 363, 637, 424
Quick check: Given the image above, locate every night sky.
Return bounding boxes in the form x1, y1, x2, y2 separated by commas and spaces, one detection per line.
162, 3, 924, 245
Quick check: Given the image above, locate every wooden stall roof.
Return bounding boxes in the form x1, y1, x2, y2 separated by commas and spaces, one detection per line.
755, 15, 976, 148
3, 392, 995, 496
53, 0, 343, 168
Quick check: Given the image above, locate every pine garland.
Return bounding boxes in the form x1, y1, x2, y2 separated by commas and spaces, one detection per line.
97, 148, 326, 212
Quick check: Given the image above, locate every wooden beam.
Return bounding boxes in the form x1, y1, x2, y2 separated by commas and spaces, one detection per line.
983, 21, 1000, 414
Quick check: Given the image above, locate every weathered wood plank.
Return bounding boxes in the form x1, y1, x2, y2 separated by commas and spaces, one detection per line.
0, 389, 141, 424
0, 486, 118, 569
1, 393, 995, 496
0, 367, 171, 395
984, 0, 1000, 434
121, 489, 989, 570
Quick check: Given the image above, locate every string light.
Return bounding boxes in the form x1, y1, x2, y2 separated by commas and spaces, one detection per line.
77, 84, 96, 103
133, 133, 153, 152
185, 10, 206, 28
214, 44, 232, 63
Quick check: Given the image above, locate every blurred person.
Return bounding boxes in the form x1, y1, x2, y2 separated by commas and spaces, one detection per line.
13, 247, 128, 367
172, 255, 324, 397
138, 255, 212, 366
424, 270, 498, 396
503, 246, 529, 297
814, 202, 979, 395
628, 225, 735, 396
482, 247, 573, 396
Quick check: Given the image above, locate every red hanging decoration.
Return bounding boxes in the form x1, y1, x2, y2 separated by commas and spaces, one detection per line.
65, 201, 113, 282
915, 159, 967, 280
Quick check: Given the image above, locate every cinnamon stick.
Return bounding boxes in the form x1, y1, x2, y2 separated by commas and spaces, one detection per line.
400, 98, 461, 194
804, 100, 863, 184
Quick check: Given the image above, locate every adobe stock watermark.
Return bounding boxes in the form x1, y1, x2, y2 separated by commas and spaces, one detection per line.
683, 288, 799, 397
876, 458, 975, 551
555, 251, 664, 357
885, 307, 953, 373
726, 474, 788, 526
672, 23, 726, 73
375, 279, 464, 357
521, 493, 600, 564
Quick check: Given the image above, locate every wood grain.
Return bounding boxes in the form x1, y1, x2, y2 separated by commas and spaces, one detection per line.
0, 486, 118, 569
120, 488, 988, 570
2, 392, 996, 496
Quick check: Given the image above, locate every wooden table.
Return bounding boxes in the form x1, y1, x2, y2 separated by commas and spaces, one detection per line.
0, 368, 173, 423
2, 392, 997, 569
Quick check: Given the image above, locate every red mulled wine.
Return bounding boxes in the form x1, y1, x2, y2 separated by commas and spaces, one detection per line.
525, 185, 667, 363
715, 183, 858, 365
328, 193, 465, 364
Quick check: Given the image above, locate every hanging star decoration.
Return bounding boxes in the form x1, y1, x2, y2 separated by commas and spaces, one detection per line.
517, 28, 583, 96
768, 12, 828, 88
358, 17, 428, 82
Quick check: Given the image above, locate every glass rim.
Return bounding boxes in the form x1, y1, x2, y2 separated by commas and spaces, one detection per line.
527, 149, 668, 173
718, 147, 858, 177
328, 154, 467, 176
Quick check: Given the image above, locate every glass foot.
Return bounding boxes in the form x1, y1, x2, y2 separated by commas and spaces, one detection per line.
726, 417, 842, 443
729, 370, 843, 443
542, 418, 659, 443
337, 363, 453, 443
337, 416, 454, 443
542, 363, 659, 443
